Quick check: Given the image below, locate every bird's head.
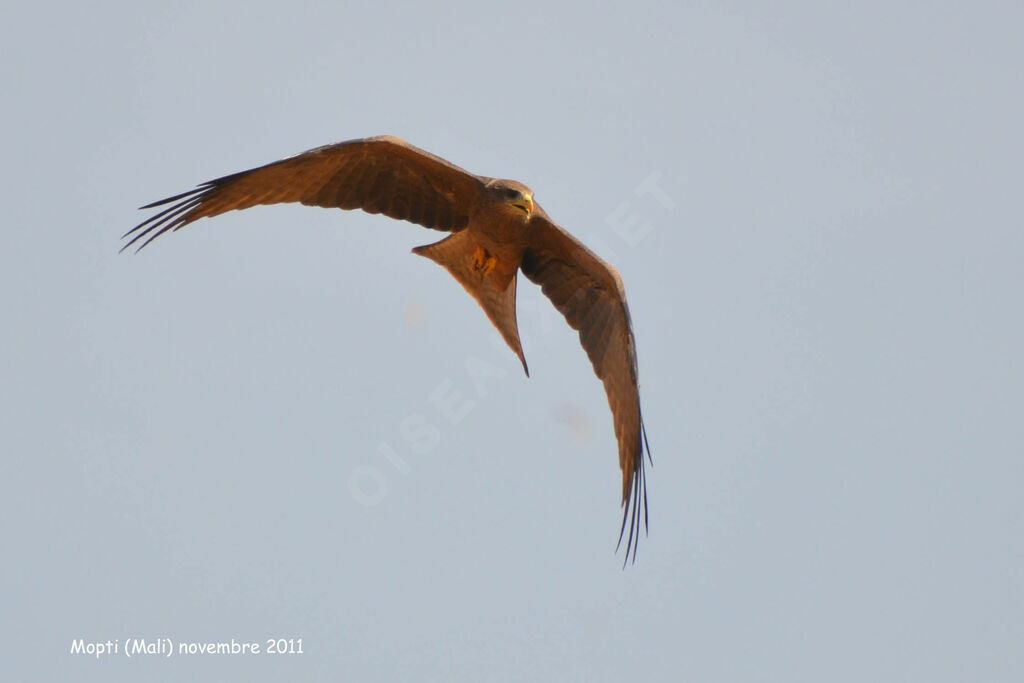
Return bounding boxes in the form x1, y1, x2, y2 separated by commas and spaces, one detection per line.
487, 179, 534, 219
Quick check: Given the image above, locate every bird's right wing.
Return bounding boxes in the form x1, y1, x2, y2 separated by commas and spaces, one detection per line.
520, 209, 651, 564
123, 136, 485, 251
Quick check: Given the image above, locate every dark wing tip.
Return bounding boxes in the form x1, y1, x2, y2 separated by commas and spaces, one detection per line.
616, 413, 651, 568
121, 185, 210, 253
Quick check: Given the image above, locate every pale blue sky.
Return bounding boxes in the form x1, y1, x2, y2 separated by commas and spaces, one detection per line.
2, 1, 1022, 680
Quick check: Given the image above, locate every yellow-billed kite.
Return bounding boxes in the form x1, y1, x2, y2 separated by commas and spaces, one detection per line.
125, 136, 652, 562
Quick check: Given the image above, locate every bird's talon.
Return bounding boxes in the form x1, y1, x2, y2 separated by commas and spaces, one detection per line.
472, 246, 497, 276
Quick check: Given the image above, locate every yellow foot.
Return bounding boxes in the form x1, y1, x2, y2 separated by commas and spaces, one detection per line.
472, 246, 498, 276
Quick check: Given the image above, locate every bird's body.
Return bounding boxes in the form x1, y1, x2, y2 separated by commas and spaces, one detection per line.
126, 136, 651, 562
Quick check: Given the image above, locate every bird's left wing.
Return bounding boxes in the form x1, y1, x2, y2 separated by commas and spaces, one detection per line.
123, 136, 485, 251
519, 209, 651, 564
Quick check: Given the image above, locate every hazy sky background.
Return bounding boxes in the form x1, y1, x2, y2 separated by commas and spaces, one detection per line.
3, 1, 1022, 680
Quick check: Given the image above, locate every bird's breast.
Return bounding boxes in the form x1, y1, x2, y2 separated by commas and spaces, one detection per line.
465, 219, 527, 277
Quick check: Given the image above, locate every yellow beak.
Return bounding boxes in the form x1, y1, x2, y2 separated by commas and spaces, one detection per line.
511, 194, 534, 216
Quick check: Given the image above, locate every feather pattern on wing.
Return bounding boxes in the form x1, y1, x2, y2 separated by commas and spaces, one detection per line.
122, 136, 484, 251
520, 209, 651, 564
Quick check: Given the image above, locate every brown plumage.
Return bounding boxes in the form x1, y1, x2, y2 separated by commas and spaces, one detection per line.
125, 136, 652, 563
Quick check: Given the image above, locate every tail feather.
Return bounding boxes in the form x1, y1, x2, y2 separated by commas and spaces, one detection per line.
413, 232, 528, 376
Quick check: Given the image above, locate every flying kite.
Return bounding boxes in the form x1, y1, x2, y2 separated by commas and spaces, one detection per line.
125, 136, 652, 562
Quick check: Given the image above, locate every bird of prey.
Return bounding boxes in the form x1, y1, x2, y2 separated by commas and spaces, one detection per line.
124, 136, 652, 562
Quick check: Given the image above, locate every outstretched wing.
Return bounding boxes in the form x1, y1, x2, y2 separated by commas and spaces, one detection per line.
520, 209, 651, 565
123, 136, 485, 251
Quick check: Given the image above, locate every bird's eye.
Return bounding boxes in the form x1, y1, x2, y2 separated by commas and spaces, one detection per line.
505, 188, 520, 199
